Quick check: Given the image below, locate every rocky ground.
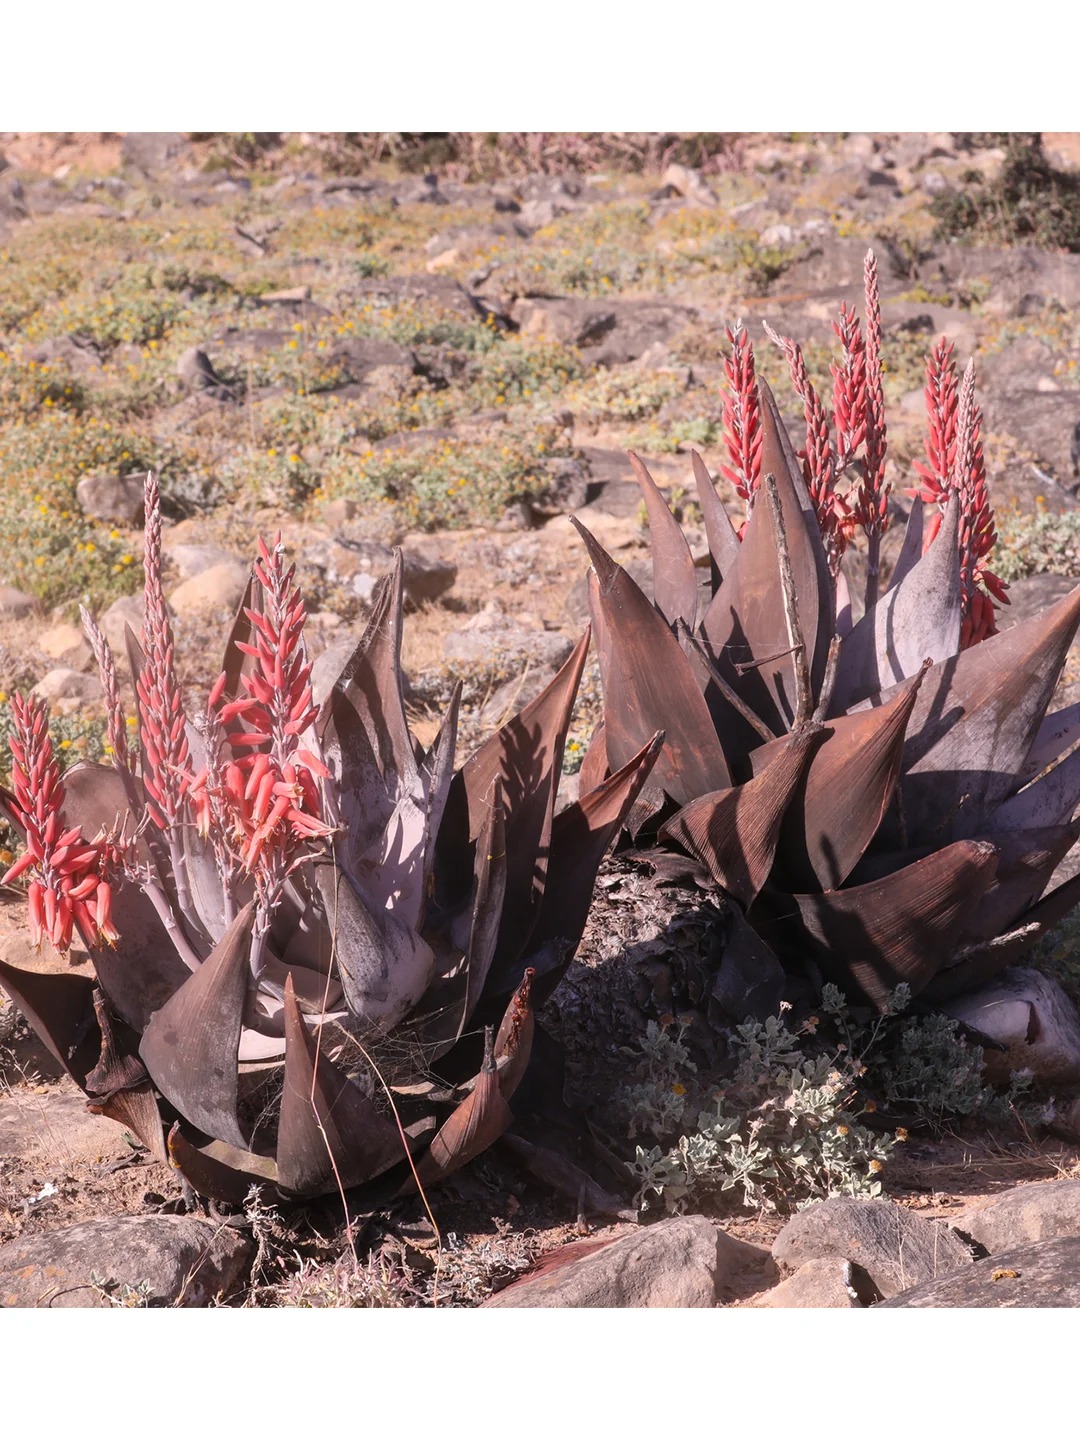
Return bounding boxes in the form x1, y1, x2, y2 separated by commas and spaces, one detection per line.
4, 131, 1080, 1307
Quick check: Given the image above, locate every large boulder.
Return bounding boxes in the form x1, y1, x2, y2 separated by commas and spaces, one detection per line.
952, 1179, 1080, 1254
879, 1236, 1080, 1307
772, 1197, 974, 1298
0, 1215, 253, 1308
484, 1217, 766, 1308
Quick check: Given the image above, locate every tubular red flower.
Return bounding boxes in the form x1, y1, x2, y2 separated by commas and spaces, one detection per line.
2, 693, 118, 951
720, 324, 763, 520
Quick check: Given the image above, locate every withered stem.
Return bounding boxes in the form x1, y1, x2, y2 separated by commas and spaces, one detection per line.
676, 620, 776, 744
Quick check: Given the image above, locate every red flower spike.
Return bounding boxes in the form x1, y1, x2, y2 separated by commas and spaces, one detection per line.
2, 693, 117, 952
765, 321, 850, 575
832, 302, 867, 470
720, 323, 763, 523
137, 474, 193, 830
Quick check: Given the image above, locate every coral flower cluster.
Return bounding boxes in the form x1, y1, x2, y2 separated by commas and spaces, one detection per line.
2, 693, 118, 951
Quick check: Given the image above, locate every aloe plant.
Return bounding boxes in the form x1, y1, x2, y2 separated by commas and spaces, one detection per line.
575, 254, 1080, 1021
0, 475, 660, 1203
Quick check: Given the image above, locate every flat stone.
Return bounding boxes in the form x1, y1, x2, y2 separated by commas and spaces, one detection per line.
302, 537, 456, 609
37, 623, 92, 671
164, 543, 242, 581
99, 595, 145, 661
941, 967, 1080, 1085
75, 473, 145, 527
479, 669, 555, 727
168, 561, 248, 618
0, 1214, 253, 1308
751, 1256, 881, 1308
443, 623, 573, 672
484, 1217, 766, 1308
952, 1179, 1080, 1255
30, 668, 101, 708
0, 586, 39, 620
878, 1236, 1080, 1307
772, 1197, 974, 1299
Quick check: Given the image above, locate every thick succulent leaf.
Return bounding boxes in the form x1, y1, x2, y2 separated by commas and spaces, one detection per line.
440, 630, 589, 972
312, 860, 435, 1027
181, 827, 238, 948
578, 721, 609, 795
276, 976, 405, 1197
699, 379, 833, 739
963, 823, 1080, 943
166, 1122, 278, 1206
710, 907, 787, 1024
414, 1030, 513, 1186
752, 840, 1000, 1009
660, 732, 815, 908
690, 449, 739, 590
493, 968, 535, 1102
835, 570, 853, 639
897, 583, 1080, 843
1018, 700, 1080, 786
414, 793, 508, 1059
755, 667, 926, 890
518, 732, 665, 1003
0, 947, 98, 1086
931, 866, 1080, 1000
573, 518, 731, 803
316, 552, 420, 883
139, 903, 255, 1152
886, 496, 926, 593
990, 746, 1080, 833
627, 450, 698, 632
831, 495, 960, 714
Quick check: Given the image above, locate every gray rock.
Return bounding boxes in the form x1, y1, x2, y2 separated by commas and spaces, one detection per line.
752, 1256, 881, 1308
443, 614, 573, 672
484, 1217, 765, 1308
164, 543, 242, 581
121, 133, 188, 176
878, 1236, 1080, 1307
303, 537, 456, 609
75, 473, 146, 526
528, 457, 591, 519
941, 968, 1080, 1085
99, 595, 145, 660
0, 1214, 253, 1308
168, 562, 248, 618
513, 297, 617, 348
952, 1179, 1080, 1255
772, 1197, 974, 1298
0, 586, 39, 620
479, 669, 555, 727
31, 668, 101, 708
997, 576, 1080, 631
660, 164, 718, 207
176, 347, 232, 397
